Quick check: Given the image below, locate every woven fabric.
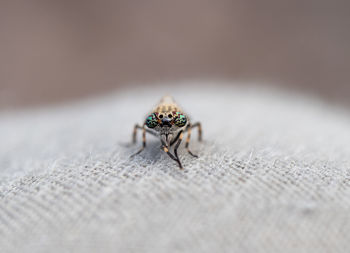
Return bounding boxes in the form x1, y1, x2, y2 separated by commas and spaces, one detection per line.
0, 83, 350, 253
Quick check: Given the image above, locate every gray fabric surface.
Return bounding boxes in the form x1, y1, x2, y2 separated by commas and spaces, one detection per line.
1, 83, 350, 253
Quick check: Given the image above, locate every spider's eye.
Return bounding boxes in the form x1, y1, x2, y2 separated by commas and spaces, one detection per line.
168, 114, 172, 118
159, 114, 163, 119
174, 113, 187, 127
146, 114, 158, 128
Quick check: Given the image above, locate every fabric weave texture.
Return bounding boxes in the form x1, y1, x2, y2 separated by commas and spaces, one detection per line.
0, 83, 350, 253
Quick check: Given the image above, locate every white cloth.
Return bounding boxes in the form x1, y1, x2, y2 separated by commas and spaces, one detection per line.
0, 82, 350, 253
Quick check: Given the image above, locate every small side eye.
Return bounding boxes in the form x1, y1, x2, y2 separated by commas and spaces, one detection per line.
146, 114, 158, 128
168, 114, 172, 118
159, 114, 163, 119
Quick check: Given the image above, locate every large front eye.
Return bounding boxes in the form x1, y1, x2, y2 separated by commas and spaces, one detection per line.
146, 114, 158, 128
174, 113, 187, 127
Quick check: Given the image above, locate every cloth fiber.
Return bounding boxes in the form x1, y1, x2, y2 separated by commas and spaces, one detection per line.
0, 82, 350, 253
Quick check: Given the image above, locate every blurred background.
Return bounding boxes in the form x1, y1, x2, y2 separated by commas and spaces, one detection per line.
0, 0, 349, 109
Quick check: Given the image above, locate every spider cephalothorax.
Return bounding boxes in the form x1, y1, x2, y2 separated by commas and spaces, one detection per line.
132, 96, 202, 169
